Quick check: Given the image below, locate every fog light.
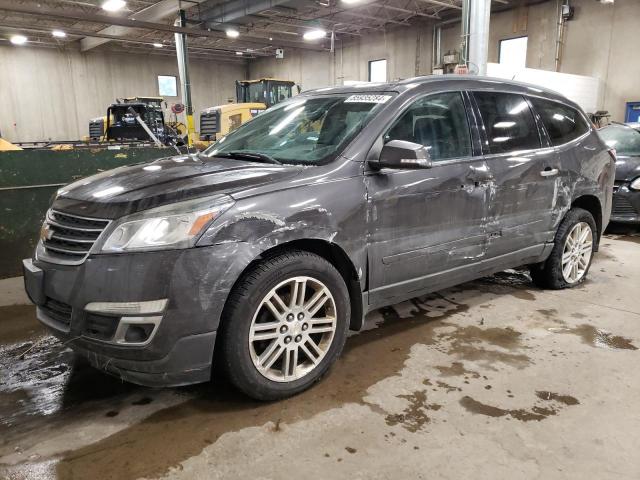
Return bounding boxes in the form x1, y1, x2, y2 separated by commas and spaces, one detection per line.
113, 315, 163, 346
124, 324, 155, 343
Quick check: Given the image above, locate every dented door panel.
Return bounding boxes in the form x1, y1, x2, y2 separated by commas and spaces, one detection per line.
365, 157, 490, 303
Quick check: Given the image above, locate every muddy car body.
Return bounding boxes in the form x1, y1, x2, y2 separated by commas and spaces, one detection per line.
23, 76, 614, 400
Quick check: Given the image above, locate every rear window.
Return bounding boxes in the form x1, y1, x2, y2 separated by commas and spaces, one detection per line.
474, 92, 541, 154
529, 98, 590, 146
599, 125, 640, 156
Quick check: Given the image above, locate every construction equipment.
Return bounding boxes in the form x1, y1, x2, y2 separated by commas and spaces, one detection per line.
89, 97, 187, 145
199, 78, 297, 142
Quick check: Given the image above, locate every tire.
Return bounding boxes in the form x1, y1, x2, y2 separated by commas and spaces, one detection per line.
529, 208, 597, 289
219, 250, 350, 401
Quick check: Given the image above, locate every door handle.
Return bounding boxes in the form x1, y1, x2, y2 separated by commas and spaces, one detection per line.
540, 168, 558, 177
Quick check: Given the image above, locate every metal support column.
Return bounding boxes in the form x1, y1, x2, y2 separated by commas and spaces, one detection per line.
175, 9, 196, 146
463, 0, 491, 75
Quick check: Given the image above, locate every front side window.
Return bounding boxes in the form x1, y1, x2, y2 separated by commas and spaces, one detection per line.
204, 94, 392, 165
474, 91, 541, 154
529, 98, 590, 146
384, 92, 472, 161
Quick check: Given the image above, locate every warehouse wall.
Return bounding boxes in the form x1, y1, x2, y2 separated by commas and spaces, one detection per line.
248, 0, 639, 122
249, 24, 433, 91
0, 46, 245, 143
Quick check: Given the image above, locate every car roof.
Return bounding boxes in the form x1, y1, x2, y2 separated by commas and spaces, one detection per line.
302, 74, 572, 106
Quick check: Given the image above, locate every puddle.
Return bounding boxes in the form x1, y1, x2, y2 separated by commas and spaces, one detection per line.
550, 324, 637, 350
460, 388, 579, 422
0, 305, 42, 344
385, 390, 441, 432
535, 391, 579, 406
0, 336, 143, 446
436, 325, 531, 370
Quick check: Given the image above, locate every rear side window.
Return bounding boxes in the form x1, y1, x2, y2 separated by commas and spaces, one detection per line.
474, 92, 541, 154
384, 92, 472, 161
529, 98, 590, 146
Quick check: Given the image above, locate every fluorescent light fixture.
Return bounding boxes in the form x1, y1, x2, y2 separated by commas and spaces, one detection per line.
10, 35, 27, 45
153, 42, 163, 48
342, 0, 363, 3
303, 29, 326, 41
226, 28, 240, 38
102, 0, 126, 12
52, 30, 66, 38
235, 51, 243, 55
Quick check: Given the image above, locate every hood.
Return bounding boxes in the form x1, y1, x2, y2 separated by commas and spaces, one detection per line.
615, 155, 640, 182
53, 154, 304, 219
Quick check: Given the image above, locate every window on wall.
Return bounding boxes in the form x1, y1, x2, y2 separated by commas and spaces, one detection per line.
368, 59, 387, 83
499, 36, 528, 70
158, 75, 178, 96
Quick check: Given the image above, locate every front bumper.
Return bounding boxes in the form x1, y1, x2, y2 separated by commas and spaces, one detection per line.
611, 186, 640, 224
22, 243, 240, 387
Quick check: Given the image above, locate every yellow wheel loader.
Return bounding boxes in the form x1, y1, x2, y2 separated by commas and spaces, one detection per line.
199, 78, 297, 143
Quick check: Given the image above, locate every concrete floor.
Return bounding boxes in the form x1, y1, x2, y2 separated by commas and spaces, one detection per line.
1, 232, 639, 480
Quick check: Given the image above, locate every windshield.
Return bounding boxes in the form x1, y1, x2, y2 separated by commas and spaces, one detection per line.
202, 94, 393, 165
600, 125, 640, 156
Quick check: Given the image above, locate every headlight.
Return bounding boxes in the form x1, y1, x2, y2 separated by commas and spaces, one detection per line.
101, 195, 234, 253
631, 177, 640, 191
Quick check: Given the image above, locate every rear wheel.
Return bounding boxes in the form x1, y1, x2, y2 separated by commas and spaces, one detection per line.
220, 251, 350, 401
530, 208, 596, 289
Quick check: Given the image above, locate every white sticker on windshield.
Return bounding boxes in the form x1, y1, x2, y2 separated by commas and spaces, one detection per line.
344, 94, 392, 104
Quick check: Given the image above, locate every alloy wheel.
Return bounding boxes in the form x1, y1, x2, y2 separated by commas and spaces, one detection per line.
249, 276, 337, 382
561, 221, 593, 284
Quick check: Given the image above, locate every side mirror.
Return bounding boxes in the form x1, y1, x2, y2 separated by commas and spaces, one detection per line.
372, 139, 432, 169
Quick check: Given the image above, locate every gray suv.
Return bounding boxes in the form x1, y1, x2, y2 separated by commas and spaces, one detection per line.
23, 76, 614, 400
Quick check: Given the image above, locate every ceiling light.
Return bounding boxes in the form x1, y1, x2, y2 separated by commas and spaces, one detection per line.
10, 35, 27, 45
153, 42, 163, 48
269, 37, 273, 41
101, 0, 126, 12
303, 29, 326, 41
52, 30, 66, 38
341, 0, 362, 3
235, 51, 243, 56
226, 28, 240, 38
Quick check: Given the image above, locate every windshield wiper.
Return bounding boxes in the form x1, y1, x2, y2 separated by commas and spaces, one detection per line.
215, 151, 281, 165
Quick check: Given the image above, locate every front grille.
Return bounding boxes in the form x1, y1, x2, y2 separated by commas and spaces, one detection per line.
612, 196, 638, 216
199, 110, 220, 140
41, 297, 72, 327
42, 210, 110, 264
84, 313, 119, 341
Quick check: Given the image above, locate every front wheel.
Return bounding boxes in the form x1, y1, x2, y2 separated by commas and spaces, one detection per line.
219, 251, 350, 401
530, 207, 597, 289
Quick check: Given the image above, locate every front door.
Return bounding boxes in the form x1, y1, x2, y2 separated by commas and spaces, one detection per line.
366, 91, 491, 308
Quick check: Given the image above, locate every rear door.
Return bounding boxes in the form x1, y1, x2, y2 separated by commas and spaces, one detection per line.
366, 91, 491, 307
472, 91, 557, 259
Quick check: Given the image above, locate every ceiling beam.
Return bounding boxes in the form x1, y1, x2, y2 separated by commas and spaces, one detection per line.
415, 0, 462, 10
0, 1, 325, 50
80, 0, 208, 52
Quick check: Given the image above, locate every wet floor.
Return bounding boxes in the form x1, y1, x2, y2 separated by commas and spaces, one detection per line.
1, 235, 639, 480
